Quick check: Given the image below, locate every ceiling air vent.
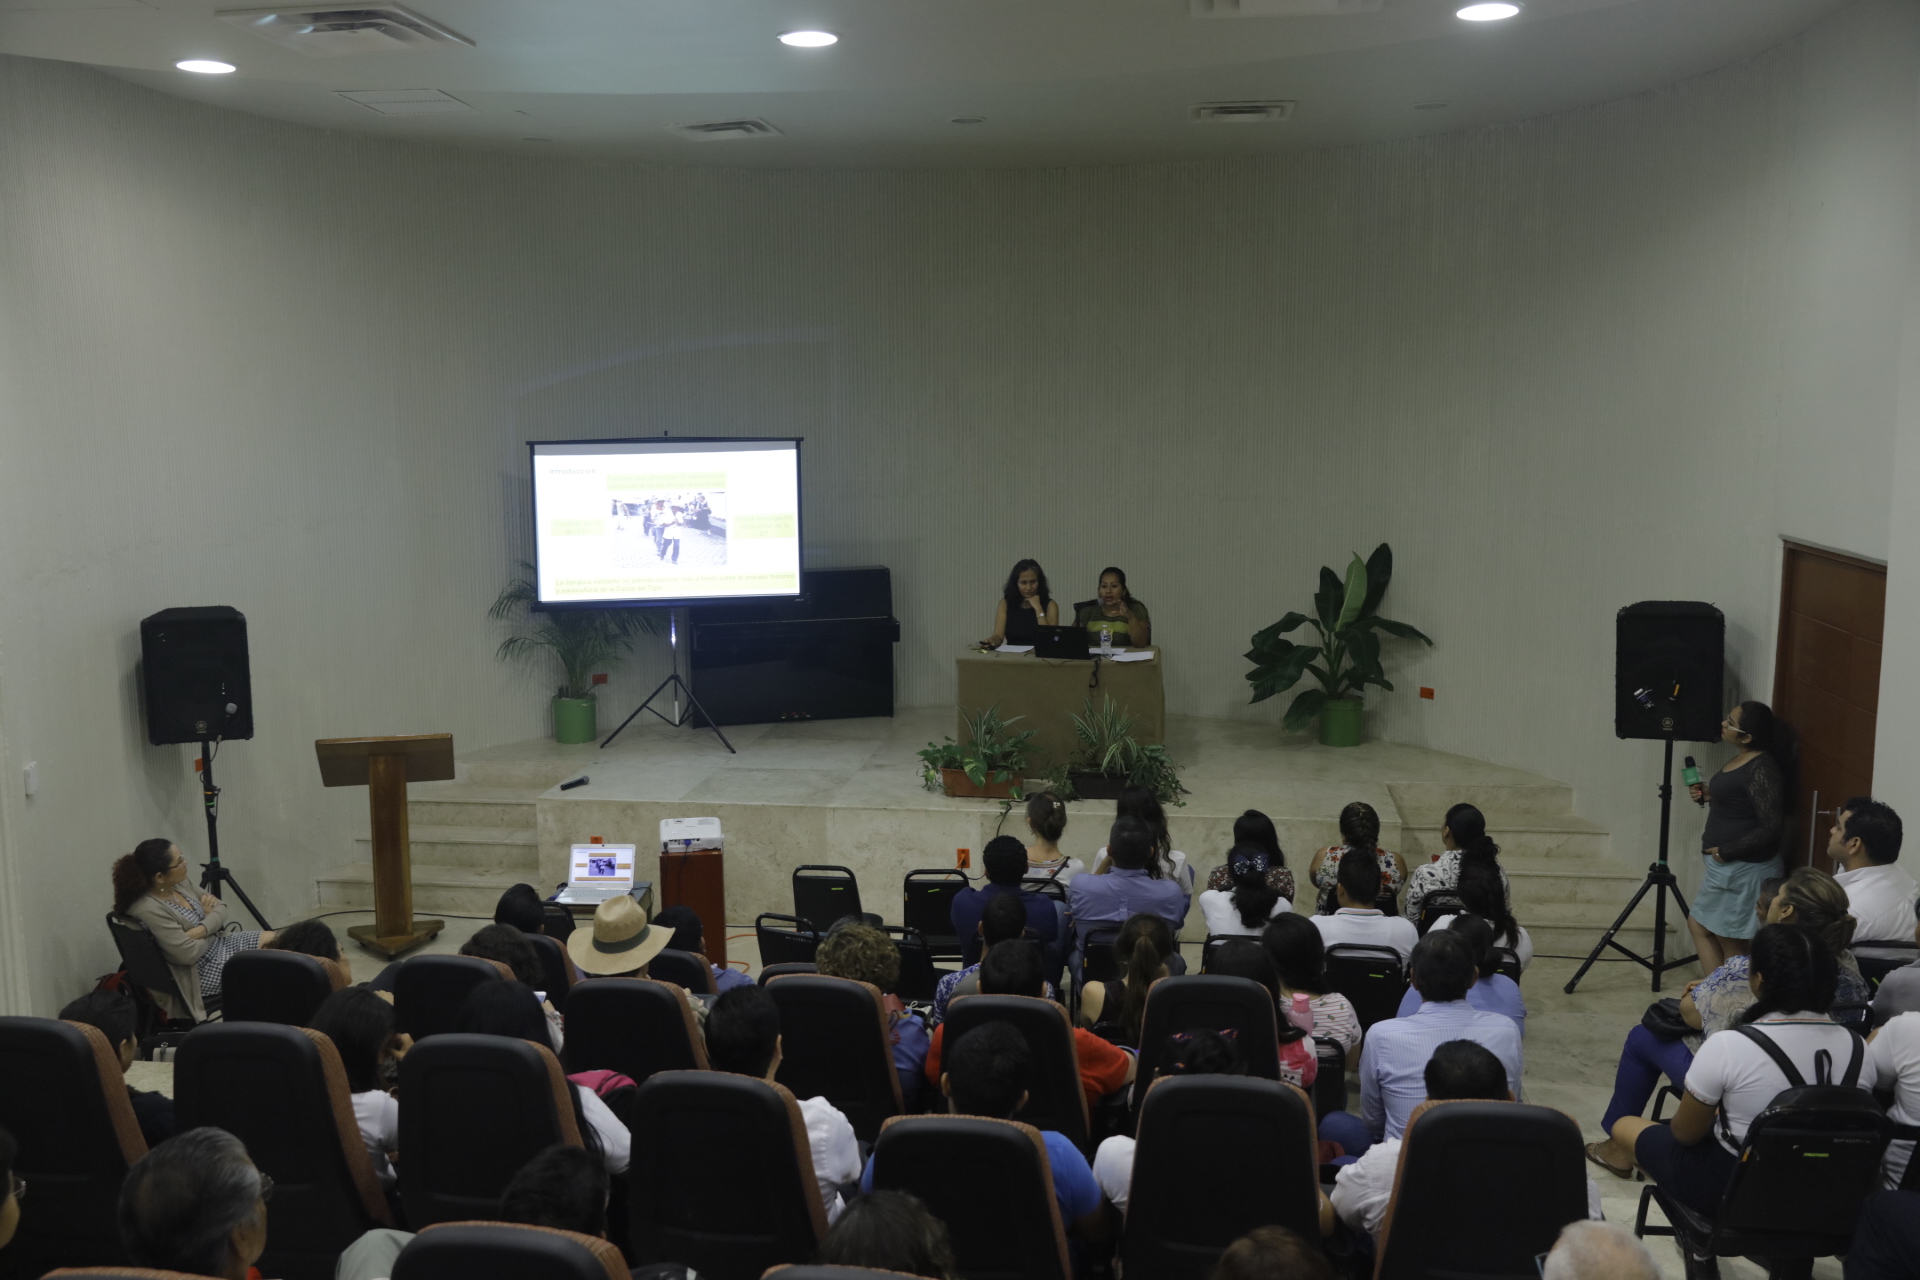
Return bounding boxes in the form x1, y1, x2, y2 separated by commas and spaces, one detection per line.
218, 5, 474, 56
336, 88, 471, 115
666, 118, 782, 142
1190, 100, 1295, 124
1191, 0, 1381, 14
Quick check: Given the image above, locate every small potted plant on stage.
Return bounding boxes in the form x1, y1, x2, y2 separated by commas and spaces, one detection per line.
1244, 542, 1432, 747
1056, 696, 1185, 804
919, 706, 1038, 799
490, 565, 658, 745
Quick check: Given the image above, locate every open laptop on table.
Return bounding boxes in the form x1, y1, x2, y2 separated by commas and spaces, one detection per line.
1033, 624, 1093, 660
553, 843, 638, 906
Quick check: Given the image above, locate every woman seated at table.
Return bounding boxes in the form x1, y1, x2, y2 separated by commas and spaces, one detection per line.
1075, 567, 1151, 648
982, 559, 1057, 648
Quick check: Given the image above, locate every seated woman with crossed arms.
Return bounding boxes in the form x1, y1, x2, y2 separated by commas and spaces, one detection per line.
982, 558, 1057, 648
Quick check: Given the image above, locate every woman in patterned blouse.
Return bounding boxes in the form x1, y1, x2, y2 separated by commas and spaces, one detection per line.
1205, 809, 1297, 905
1306, 802, 1408, 915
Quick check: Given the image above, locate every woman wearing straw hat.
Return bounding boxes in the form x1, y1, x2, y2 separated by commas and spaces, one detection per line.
566, 895, 674, 978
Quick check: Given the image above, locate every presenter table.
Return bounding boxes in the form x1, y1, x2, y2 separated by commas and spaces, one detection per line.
954, 646, 1164, 771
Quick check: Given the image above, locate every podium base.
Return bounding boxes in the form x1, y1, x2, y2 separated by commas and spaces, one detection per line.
348, 918, 445, 959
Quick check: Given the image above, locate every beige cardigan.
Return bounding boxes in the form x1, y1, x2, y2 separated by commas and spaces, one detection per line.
125, 891, 231, 1022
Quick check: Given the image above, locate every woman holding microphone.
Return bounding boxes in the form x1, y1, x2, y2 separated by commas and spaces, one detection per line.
1687, 701, 1797, 971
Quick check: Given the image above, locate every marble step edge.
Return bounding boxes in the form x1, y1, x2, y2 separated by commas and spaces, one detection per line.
1383, 781, 1575, 817
1399, 813, 1609, 836
315, 863, 529, 916
354, 824, 537, 846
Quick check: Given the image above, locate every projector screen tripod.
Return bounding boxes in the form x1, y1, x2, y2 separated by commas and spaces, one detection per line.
600, 608, 735, 754
1564, 736, 1696, 994
195, 740, 273, 931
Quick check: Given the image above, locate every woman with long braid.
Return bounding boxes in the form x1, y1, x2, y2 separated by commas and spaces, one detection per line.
1403, 803, 1510, 926
1307, 802, 1408, 915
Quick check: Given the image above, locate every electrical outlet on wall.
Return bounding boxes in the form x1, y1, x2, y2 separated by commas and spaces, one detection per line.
22, 762, 37, 797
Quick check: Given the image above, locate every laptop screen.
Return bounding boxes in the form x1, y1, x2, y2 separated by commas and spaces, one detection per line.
569, 844, 636, 888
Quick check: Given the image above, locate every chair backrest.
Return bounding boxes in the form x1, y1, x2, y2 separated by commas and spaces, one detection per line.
628, 1071, 826, 1280
1710, 1073, 1894, 1251
561, 978, 709, 1085
879, 925, 939, 1003
1022, 878, 1069, 905
903, 870, 970, 958
1323, 944, 1409, 1030
1489, 947, 1523, 984
1131, 976, 1282, 1113
768, 1269, 926, 1280
173, 1022, 390, 1280
44, 1270, 205, 1280
1311, 1036, 1347, 1119
869, 1116, 1070, 1280
526, 934, 579, 1013
1082, 927, 1122, 985
1375, 1101, 1588, 1280
1415, 894, 1466, 934
219, 950, 336, 1027
766, 974, 904, 1141
106, 914, 189, 1011
757, 914, 822, 967
1200, 935, 1266, 975
1854, 942, 1920, 988
393, 954, 509, 1040
1121, 1076, 1319, 1280
397, 1033, 583, 1228
542, 903, 577, 940
647, 949, 716, 994
793, 865, 864, 933
395, 1222, 627, 1280
758, 962, 819, 986
0, 1018, 147, 1273
943, 995, 1090, 1154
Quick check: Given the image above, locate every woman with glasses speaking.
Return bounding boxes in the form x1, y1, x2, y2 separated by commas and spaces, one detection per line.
1685, 701, 1799, 972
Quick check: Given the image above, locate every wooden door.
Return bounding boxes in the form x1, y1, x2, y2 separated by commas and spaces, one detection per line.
1772, 542, 1886, 870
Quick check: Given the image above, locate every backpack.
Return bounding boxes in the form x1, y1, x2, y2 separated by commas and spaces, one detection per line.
1719, 1023, 1881, 1153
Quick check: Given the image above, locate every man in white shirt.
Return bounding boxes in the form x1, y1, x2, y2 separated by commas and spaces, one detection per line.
1358, 931, 1523, 1140
1312, 850, 1419, 964
1868, 1011, 1920, 1189
1829, 799, 1917, 959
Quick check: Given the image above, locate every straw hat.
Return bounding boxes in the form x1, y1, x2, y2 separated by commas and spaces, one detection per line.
566, 894, 673, 976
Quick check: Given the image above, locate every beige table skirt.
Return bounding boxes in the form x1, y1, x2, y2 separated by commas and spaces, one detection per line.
954, 647, 1165, 772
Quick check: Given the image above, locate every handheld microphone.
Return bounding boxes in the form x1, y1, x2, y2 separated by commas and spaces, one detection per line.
1682, 756, 1702, 788
560, 776, 589, 791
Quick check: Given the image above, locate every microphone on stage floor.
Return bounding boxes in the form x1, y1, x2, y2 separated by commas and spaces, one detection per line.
561, 776, 590, 791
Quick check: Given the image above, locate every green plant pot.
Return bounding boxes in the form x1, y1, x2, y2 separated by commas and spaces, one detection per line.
1318, 698, 1363, 747
552, 696, 598, 745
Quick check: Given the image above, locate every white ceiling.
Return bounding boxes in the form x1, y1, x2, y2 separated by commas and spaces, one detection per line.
0, 0, 1847, 167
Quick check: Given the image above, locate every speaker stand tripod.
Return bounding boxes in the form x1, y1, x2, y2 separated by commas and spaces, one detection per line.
195, 740, 273, 931
1564, 736, 1697, 994
600, 608, 735, 754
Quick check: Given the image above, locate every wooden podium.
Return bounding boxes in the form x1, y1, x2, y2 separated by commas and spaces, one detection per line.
316, 733, 455, 958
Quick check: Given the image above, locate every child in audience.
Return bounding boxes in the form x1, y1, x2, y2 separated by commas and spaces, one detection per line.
457, 983, 631, 1175
308, 987, 408, 1184
58, 989, 176, 1148
1395, 914, 1524, 1033
931, 894, 1054, 1025
1208, 1225, 1335, 1280
652, 904, 751, 992
459, 924, 564, 1051
1076, 912, 1173, 1042
818, 1190, 958, 1280
1198, 844, 1293, 938
1260, 913, 1363, 1068
815, 923, 930, 1108
704, 986, 862, 1220
501, 1143, 610, 1237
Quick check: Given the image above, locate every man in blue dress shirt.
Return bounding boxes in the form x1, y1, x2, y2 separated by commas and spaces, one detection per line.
1066, 816, 1190, 960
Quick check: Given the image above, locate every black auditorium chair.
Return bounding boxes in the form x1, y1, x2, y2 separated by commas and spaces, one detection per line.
646, 948, 715, 994
0, 1017, 149, 1274
525, 933, 579, 1013
1073, 925, 1123, 1024
173, 1023, 393, 1280
628, 1071, 827, 1280
1415, 894, 1467, 935
393, 954, 509, 1040
793, 865, 879, 932
106, 913, 199, 1025
757, 914, 822, 967
1854, 940, 1920, 988
1323, 944, 1408, 1030
943, 995, 1090, 1155
393, 1222, 628, 1280
758, 962, 818, 986
766, 974, 903, 1142
869, 1116, 1071, 1280
1311, 1036, 1347, 1119
542, 903, 577, 941
1120, 1076, 1319, 1280
903, 869, 970, 962
562, 978, 708, 1086
879, 925, 940, 1003
767, 1269, 924, 1280
398, 1032, 584, 1228
43, 1270, 201, 1280
1490, 946, 1524, 984
1130, 976, 1282, 1113
1376, 1101, 1589, 1280
220, 950, 336, 1026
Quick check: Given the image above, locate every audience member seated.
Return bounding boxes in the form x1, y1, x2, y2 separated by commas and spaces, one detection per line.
815, 922, 931, 1109
264, 918, 348, 977
1199, 942, 1318, 1088
1359, 931, 1522, 1141
817, 1190, 959, 1280
1204, 810, 1298, 905
1199, 844, 1293, 938
704, 985, 861, 1220
309, 987, 408, 1185
1539, 1220, 1658, 1280
652, 904, 751, 992
1424, 851, 1532, 971
1091, 787, 1192, 891
932, 894, 1054, 1026
113, 838, 276, 1021
1873, 899, 1920, 1021
1333, 1040, 1600, 1242
494, 882, 549, 935
501, 1143, 610, 1236
1868, 1010, 1920, 1189
1402, 804, 1511, 926
1395, 914, 1524, 1033
1308, 802, 1407, 916
58, 989, 176, 1148
1309, 852, 1418, 964
1075, 912, 1173, 1042
1765, 865, 1874, 1026
1261, 913, 1363, 1068
865, 1020, 1102, 1239
0, 1124, 18, 1251
457, 982, 630, 1174
947, 835, 1063, 968
1847, 1191, 1920, 1280
1091, 1028, 1244, 1213
1023, 791, 1084, 884
118, 1127, 270, 1280
925, 941, 1134, 1111
460, 923, 565, 1051
1829, 798, 1917, 961
1068, 817, 1189, 958
1611, 922, 1878, 1217
1207, 1225, 1334, 1280
565, 895, 674, 981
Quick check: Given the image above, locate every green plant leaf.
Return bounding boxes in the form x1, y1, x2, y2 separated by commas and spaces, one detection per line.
1314, 566, 1344, 632
1336, 554, 1368, 631
1282, 687, 1328, 731
1366, 616, 1434, 645
1244, 635, 1299, 665
1250, 613, 1311, 650
1358, 542, 1394, 620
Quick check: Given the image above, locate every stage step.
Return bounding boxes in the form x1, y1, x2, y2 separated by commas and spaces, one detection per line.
405, 782, 543, 829
1384, 781, 1576, 819
457, 754, 593, 791
1399, 812, 1610, 862
1503, 855, 1647, 906
1512, 901, 1685, 963
315, 862, 529, 916
350, 824, 539, 873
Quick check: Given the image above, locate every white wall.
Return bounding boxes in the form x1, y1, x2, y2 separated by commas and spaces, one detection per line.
1, 0, 1916, 1014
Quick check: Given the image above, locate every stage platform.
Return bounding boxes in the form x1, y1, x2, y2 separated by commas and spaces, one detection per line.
315, 708, 1666, 957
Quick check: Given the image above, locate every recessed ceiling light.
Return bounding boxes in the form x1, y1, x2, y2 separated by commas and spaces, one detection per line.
1413, 101, 1450, 110
1456, 2, 1520, 19
175, 59, 236, 74
950, 116, 986, 125
777, 30, 838, 47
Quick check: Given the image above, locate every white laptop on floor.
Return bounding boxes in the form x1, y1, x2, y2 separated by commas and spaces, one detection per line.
554, 844, 638, 906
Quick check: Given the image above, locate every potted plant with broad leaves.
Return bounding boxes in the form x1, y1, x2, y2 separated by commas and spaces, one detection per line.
1055, 695, 1185, 804
490, 565, 659, 744
919, 705, 1039, 799
1244, 542, 1432, 747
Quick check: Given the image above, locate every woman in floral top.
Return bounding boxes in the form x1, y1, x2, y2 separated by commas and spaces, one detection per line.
1306, 802, 1407, 915
1204, 809, 1297, 904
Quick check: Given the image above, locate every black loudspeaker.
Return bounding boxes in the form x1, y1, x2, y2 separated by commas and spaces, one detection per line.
141, 606, 254, 745
1615, 601, 1724, 741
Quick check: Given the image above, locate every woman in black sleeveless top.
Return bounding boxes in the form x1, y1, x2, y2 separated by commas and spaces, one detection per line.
983, 559, 1057, 647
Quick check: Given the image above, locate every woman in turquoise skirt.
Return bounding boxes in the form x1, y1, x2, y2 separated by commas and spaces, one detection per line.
1686, 701, 1797, 972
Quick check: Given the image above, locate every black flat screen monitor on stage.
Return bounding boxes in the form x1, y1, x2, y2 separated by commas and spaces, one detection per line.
529, 437, 802, 608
